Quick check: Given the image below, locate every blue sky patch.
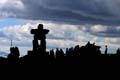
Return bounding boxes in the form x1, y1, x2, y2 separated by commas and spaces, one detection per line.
0, 18, 25, 28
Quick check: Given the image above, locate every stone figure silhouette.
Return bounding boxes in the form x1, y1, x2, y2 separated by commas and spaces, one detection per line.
31, 24, 49, 52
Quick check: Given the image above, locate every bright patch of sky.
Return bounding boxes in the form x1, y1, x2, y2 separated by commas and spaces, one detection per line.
0, 18, 25, 27
0, 0, 7, 7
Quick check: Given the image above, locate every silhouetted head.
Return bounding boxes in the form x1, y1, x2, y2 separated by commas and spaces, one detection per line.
105, 45, 107, 48
93, 42, 95, 45
10, 47, 14, 53
87, 41, 90, 44
38, 24, 43, 30
86, 41, 90, 46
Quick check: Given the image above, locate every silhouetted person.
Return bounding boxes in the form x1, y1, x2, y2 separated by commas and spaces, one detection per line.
74, 45, 80, 56
60, 49, 64, 56
105, 45, 108, 55
86, 41, 91, 47
50, 49, 54, 58
31, 24, 49, 52
93, 42, 95, 45
7, 47, 20, 62
7, 47, 14, 59
14, 47, 20, 58
117, 48, 120, 54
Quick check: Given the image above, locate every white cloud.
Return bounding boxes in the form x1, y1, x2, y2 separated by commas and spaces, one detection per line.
0, 0, 7, 4
0, 0, 25, 18
0, 0, 24, 9
104, 38, 120, 44
0, 0, 7, 7
90, 25, 107, 32
0, 21, 120, 56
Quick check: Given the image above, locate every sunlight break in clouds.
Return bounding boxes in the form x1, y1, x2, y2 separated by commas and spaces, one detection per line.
0, 0, 25, 18
0, 0, 7, 4
0, 0, 24, 9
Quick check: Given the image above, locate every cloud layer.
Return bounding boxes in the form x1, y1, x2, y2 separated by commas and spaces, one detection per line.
1, 0, 120, 38
0, 22, 120, 55
1, 0, 120, 25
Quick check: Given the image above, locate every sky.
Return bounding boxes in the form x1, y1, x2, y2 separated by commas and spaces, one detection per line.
0, 0, 120, 56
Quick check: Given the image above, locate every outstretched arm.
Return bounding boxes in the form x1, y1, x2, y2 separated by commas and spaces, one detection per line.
44, 29, 49, 34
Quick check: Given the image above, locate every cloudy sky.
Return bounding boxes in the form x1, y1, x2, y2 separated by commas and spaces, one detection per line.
0, 0, 120, 56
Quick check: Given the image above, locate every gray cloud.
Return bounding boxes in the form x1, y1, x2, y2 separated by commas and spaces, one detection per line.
1, 0, 120, 25
21, 0, 120, 25
90, 26, 120, 37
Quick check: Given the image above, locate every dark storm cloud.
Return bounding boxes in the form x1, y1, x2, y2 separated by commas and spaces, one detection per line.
19, 0, 120, 25
2, 0, 120, 25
